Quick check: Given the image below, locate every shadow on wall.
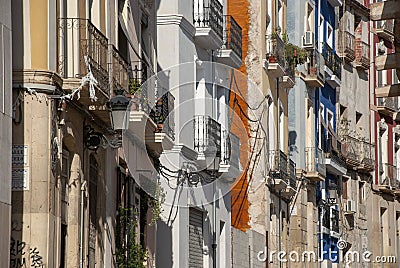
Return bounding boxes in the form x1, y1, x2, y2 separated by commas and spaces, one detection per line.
156, 220, 173, 267
289, 130, 297, 154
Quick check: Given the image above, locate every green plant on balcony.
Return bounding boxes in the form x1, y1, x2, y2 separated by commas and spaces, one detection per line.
129, 79, 142, 95
282, 32, 308, 74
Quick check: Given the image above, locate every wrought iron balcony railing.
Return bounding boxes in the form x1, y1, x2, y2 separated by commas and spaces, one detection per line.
194, 115, 222, 159
129, 60, 156, 114
223, 15, 242, 59
323, 42, 342, 80
57, 18, 109, 95
288, 159, 296, 188
266, 33, 286, 68
269, 149, 288, 179
221, 131, 241, 169
193, 0, 224, 40
337, 30, 355, 62
325, 138, 346, 168
355, 39, 370, 69
305, 147, 326, 177
109, 45, 129, 92
377, 97, 399, 111
341, 135, 362, 166
331, 208, 340, 233
150, 92, 175, 140
360, 140, 375, 170
308, 50, 324, 79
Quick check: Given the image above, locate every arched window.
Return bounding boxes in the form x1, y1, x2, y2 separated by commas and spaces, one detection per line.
88, 154, 98, 268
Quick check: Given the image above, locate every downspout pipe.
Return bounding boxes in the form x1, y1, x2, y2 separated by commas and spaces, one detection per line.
80, 180, 87, 268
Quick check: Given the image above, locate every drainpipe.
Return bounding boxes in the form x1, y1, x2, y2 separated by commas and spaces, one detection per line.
278, 190, 282, 268
80, 180, 87, 268
211, 49, 218, 268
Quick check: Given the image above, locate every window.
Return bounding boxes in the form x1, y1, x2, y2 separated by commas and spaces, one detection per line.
319, 15, 324, 52
305, 2, 314, 32
342, 177, 348, 199
359, 182, 365, 203
393, 70, 399, 84
327, 24, 333, 48
377, 69, 388, 87
189, 208, 204, 267
60, 149, 69, 268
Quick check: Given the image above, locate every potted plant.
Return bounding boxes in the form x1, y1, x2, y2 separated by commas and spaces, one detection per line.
129, 79, 142, 110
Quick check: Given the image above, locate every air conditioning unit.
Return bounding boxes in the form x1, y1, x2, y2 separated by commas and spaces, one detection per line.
302, 31, 315, 49
346, 199, 357, 213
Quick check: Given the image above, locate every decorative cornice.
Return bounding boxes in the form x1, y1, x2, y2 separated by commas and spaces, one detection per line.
157, 14, 196, 38
13, 69, 63, 89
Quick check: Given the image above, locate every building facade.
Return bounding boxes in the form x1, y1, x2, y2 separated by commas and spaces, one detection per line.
0, 0, 12, 267
155, 0, 243, 267
10, 0, 164, 267
370, 0, 400, 266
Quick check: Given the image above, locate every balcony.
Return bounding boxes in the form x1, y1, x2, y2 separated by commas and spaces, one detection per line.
194, 115, 222, 168
330, 208, 340, 237
354, 40, 370, 70
57, 18, 109, 103
269, 149, 289, 190
375, 83, 400, 98
337, 31, 355, 62
370, 0, 400, 21
219, 131, 241, 180
299, 49, 325, 88
304, 147, 326, 181
375, 53, 400, 71
375, 20, 394, 40
378, 163, 400, 193
216, 15, 242, 68
129, 61, 156, 136
282, 159, 297, 198
324, 138, 347, 176
327, 0, 343, 7
377, 97, 399, 116
265, 34, 286, 77
282, 59, 296, 89
323, 43, 342, 88
146, 91, 175, 153
359, 141, 375, 172
109, 45, 129, 92
193, 0, 224, 49
341, 135, 362, 168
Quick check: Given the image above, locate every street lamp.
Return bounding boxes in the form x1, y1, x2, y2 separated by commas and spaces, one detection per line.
108, 89, 132, 131
84, 90, 132, 150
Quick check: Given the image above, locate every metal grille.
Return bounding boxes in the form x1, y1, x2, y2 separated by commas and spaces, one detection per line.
323, 42, 342, 80
109, 44, 129, 92
57, 18, 109, 95
189, 208, 204, 268
223, 15, 242, 59
266, 33, 286, 68
194, 115, 222, 158
193, 0, 224, 40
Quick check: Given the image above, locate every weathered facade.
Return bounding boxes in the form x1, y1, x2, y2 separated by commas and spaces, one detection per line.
10, 0, 163, 267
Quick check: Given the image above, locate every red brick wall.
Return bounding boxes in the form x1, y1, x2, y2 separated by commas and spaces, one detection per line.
228, 0, 251, 231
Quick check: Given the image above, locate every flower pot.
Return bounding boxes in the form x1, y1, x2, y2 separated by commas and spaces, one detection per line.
269, 56, 277, 63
